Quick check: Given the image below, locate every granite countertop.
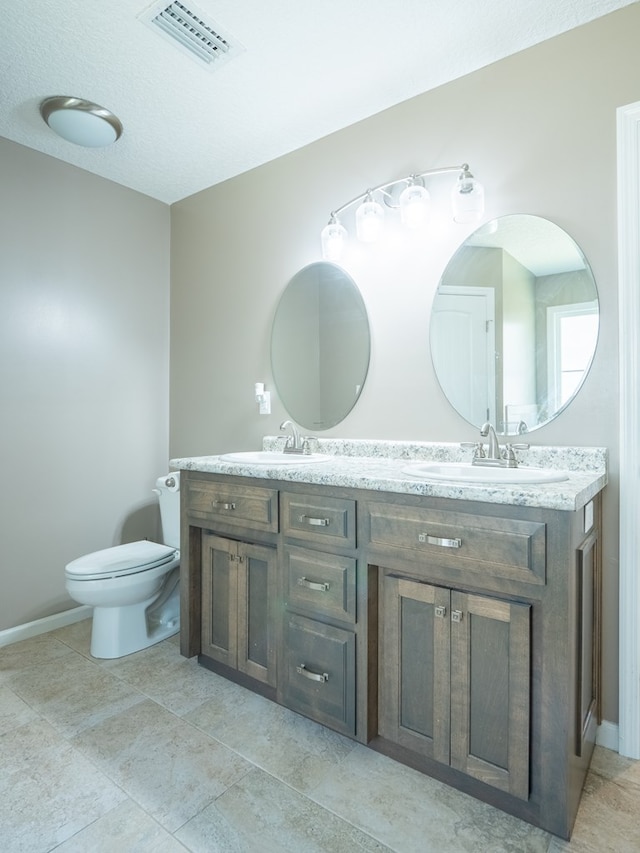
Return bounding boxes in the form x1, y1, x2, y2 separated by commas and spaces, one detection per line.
170, 438, 608, 512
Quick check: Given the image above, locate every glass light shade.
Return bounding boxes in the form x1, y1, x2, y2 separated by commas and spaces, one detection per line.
399, 183, 431, 229
321, 219, 348, 261
356, 197, 384, 242
40, 97, 123, 147
452, 175, 485, 224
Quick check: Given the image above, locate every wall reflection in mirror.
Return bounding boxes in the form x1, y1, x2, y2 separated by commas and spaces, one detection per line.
271, 262, 370, 430
430, 215, 599, 435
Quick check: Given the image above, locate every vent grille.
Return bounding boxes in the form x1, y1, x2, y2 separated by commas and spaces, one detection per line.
140, 1, 243, 70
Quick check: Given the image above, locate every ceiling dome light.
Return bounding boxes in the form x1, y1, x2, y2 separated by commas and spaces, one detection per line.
40, 97, 123, 147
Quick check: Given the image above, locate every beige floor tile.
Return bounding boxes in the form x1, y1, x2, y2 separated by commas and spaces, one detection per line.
175, 766, 391, 853
0, 683, 38, 735
309, 744, 551, 853
185, 682, 358, 793
0, 718, 127, 852
548, 769, 640, 853
51, 617, 94, 658
56, 799, 189, 852
589, 744, 640, 790
0, 634, 75, 684
8, 648, 146, 737
101, 639, 232, 716
71, 699, 253, 832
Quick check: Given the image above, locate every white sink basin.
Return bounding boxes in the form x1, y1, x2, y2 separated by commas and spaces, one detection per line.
402, 462, 569, 485
219, 451, 330, 465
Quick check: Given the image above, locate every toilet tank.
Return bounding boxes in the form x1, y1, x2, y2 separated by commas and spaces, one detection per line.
154, 472, 181, 549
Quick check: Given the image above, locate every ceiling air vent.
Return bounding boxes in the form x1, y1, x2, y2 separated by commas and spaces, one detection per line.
139, 1, 244, 70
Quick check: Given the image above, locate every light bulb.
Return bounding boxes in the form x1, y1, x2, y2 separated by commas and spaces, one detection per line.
320, 218, 347, 261
399, 183, 431, 229
452, 169, 485, 224
355, 195, 384, 242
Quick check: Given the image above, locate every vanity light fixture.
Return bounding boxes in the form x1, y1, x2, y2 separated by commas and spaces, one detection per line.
320, 163, 484, 260
40, 97, 123, 147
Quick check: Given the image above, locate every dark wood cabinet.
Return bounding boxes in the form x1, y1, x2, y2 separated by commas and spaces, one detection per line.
380, 575, 530, 800
201, 533, 276, 687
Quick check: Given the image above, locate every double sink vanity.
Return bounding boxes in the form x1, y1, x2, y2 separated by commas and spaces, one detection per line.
172, 436, 607, 840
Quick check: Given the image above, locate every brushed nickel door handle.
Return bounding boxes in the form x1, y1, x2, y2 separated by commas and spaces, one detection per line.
297, 576, 330, 592
296, 664, 329, 683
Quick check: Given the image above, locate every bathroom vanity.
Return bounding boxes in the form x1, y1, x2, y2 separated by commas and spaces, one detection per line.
172, 439, 606, 840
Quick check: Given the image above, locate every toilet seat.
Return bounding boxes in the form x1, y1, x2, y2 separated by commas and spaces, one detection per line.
65, 540, 179, 581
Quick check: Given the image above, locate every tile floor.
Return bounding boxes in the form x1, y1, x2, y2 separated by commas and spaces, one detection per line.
1, 619, 639, 853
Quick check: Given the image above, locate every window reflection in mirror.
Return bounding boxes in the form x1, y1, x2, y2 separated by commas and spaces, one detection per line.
271, 262, 370, 430
430, 215, 599, 436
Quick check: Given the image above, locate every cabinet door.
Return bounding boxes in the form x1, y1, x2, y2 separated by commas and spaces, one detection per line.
380, 575, 451, 764
201, 535, 276, 688
201, 534, 238, 669
237, 542, 276, 687
450, 591, 530, 801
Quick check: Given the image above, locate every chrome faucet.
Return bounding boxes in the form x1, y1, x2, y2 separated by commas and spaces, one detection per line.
280, 419, 304, 454
480, 422, 501, 461
462, 422, 528, 468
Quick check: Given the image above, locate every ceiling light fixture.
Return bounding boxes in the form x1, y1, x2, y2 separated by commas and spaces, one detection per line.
320, 163, 485, 261
40, 97, 123, 148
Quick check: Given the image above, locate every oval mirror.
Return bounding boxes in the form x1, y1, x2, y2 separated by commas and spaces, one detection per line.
271, 262, 370, 430
430, 214, 599, 435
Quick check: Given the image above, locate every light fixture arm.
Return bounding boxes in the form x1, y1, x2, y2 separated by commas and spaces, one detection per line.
328, 163, 471, 219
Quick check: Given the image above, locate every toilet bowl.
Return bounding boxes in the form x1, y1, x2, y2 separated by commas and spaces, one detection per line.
65, 473, 181, 659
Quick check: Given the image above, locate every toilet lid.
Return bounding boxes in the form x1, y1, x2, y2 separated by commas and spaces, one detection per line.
65, 540, 178, 580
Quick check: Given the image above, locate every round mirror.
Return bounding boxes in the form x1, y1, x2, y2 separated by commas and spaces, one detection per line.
430, 214, 599, 435
271, 262, 370, 430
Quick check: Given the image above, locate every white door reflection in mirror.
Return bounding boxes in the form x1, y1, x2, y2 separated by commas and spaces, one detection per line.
431, 286, 495, 425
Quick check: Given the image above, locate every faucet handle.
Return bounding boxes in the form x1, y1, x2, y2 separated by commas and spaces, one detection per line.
301, 436, 318, 455
460, 441, 485, 459
502, 443, 530, 465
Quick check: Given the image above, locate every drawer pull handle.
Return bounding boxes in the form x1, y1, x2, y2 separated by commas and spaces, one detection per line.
298, 576, 330, 592
298, 514, 330, 527
435, 605, 447, 618
419, 533, 461, 549
296, 664, 329, 683
213, 501, 236, 511
451, 609, 463, 623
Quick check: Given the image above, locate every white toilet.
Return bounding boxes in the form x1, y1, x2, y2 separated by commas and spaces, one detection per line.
65, 472, 181, 659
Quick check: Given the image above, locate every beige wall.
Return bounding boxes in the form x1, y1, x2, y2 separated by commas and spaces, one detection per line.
0, 139, 170, 630
170, 5, 640, 723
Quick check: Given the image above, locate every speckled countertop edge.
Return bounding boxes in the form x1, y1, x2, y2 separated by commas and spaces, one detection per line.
170, 438, 608, 512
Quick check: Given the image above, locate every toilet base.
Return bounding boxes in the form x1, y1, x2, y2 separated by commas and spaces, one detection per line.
90, 567, 180, 658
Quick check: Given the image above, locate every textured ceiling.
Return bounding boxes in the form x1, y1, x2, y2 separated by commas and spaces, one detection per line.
1, 0, 635, 204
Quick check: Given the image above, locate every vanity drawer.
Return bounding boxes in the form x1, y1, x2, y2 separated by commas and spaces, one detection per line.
281, 613, 355, 736
186, 478, 278, 533
284, 546, 356, 624
363, 501, 546, 586
281, 492, 356, 549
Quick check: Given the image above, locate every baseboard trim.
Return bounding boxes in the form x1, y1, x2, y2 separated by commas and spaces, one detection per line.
0, 606, 92, 648
596, 720, 619, 752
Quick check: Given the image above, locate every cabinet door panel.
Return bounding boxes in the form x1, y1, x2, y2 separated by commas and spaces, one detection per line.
450, 592, 530, 801
380, 575, 450, 763
201, 534, 237, 668
237, 543, 277, 687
